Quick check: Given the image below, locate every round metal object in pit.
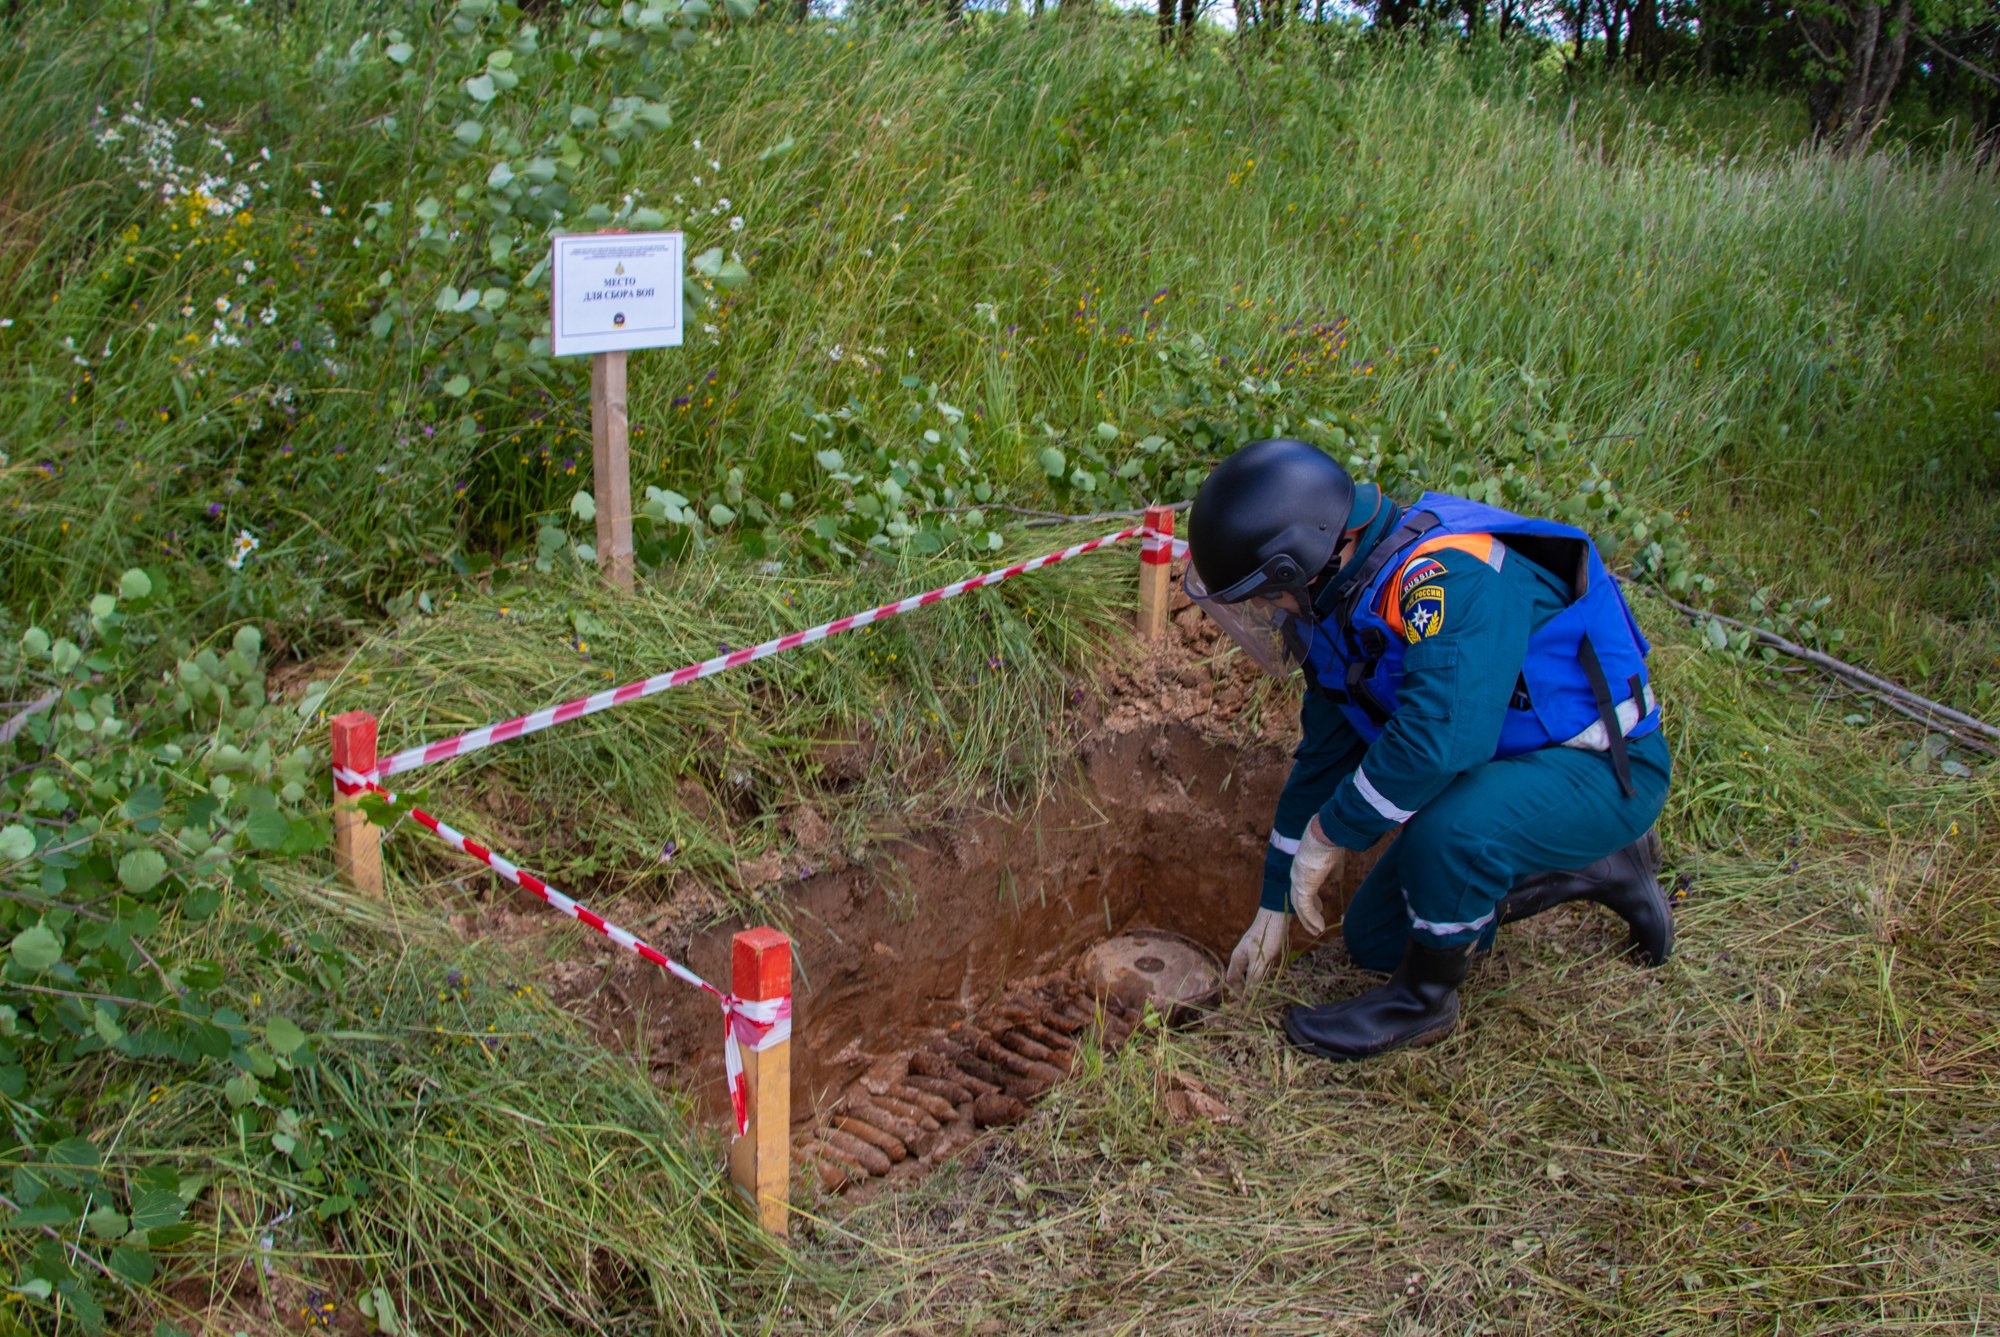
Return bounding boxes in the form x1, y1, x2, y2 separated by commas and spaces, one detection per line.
1080, 929, 1222, 1016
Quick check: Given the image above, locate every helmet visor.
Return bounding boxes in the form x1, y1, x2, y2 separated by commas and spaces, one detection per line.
1184, 567, 1312, 677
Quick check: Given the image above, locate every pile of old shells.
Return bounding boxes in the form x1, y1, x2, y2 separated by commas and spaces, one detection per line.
797, 975, 1144, 1191
797, 930, 1223, 1193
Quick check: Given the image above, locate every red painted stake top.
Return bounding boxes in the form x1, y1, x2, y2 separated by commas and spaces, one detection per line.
731, 927, 792, 1001
1141, 505, 1176, 564
329, 711, 379, 771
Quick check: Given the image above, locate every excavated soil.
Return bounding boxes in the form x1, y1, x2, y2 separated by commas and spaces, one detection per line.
465, 594, 1378, 1188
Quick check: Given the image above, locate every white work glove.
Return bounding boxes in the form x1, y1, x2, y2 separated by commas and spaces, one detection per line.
1225, 908, 1290, 995
1287, 817, 1345, 937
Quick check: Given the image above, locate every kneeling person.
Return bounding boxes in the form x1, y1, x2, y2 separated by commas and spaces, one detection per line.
1187, 439, 1674, 1061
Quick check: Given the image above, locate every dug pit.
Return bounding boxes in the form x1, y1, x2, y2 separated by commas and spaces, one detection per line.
472, 605, 1378, 1191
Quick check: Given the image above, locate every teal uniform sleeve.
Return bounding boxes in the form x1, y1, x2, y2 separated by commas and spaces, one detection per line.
1260, 690, 1365, 911
1315, 552, 1532, 851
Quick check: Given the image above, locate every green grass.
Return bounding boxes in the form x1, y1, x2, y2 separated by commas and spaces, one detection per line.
1, 3, 1997, 1332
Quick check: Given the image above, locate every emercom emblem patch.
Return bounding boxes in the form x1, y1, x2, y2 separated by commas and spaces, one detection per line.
1398, 557, 1446, 598
1403, 585, 1446, 643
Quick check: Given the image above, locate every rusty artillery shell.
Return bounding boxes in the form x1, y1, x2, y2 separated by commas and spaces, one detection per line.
869, 1092, 943, 1132
940, 1046, 1015, 1090
972, 1092, 1028, 1127
888, 1084, 958, 1122
902, 1073, 976, 1105
835, 1114, 907, 1163
994, 1029, 1054, 1063
820, 1128, 891, 1177
970, 1033, 1035, 1076
807, 1147, 870, 1191
910, 1047, 998, 1097
847, 1098, 933, 1156
1018, 1020, 1075, 1052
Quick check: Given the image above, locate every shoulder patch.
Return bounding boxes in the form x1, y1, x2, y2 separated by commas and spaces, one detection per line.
1402, 584, 1446, 643
1398, 557, 1447, 598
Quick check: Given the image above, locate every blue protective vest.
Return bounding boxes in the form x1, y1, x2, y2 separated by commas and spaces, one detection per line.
1296, 492, 1659, 774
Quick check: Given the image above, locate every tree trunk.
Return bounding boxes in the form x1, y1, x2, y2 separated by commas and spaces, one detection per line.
1180, 0, 1198, 41
1629, 0, 1657, 76
1597, 0, 1620, 67
1981, 26, 2000, 167
1376, 0, 1414, 30
1807, 0, 1915, 153
1159, 0, 1175, 42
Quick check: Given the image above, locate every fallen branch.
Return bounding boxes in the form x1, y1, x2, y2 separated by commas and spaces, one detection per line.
1647, 588, 2000, 754
1920, 31, 2000, 88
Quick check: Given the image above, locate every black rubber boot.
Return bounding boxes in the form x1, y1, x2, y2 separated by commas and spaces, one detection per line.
1283, 939, 1472, 1062
1499, 828, 1673, 966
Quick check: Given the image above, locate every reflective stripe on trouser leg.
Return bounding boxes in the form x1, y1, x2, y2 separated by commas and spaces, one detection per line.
1402, 889, 1496, 942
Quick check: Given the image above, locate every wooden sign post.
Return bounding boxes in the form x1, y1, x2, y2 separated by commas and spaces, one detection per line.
589, 350, 634, 591
728, 927, 793, 1236
551, 231, 684, 594
1137, 504, 1176, 641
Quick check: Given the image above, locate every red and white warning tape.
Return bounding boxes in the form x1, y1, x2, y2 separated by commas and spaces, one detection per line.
334, 766, 789, 1136
366, 525, 1185, 782
332, 524, 1189, 1133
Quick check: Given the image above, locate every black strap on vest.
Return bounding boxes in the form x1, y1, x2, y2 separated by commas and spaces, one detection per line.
1577, 634, 1637, 799
1331, 512, 1441, 618
1307, 512, 1442, 718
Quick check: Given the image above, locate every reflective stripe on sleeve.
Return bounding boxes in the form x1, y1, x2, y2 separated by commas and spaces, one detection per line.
1269, 831, 1301, 856
1352, 767, 1416, 824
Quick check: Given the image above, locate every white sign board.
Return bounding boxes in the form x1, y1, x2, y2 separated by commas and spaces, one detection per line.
550, 232, 684, 357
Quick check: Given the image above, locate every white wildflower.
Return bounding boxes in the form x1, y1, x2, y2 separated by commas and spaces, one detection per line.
189, 96, 205, 109
709, 159, 721, 171
226, 529, 259, 570
729, 216, 744, 231
214, 296, 230, 313
260, 308, 277, 325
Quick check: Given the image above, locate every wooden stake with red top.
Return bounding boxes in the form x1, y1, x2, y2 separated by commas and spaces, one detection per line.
330, 711, 384, 896
728, 926, 792, 1235
1137, 504, 1176, 641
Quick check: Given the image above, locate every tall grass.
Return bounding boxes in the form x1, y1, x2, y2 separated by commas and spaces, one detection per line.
4, 10, 1994, 698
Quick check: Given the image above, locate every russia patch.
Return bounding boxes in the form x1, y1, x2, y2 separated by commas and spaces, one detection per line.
1403, 584, 1446, 642
1398, 558, 1446, 597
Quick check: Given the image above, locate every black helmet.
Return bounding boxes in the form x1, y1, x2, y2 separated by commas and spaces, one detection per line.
1186, 438, 1355, 603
